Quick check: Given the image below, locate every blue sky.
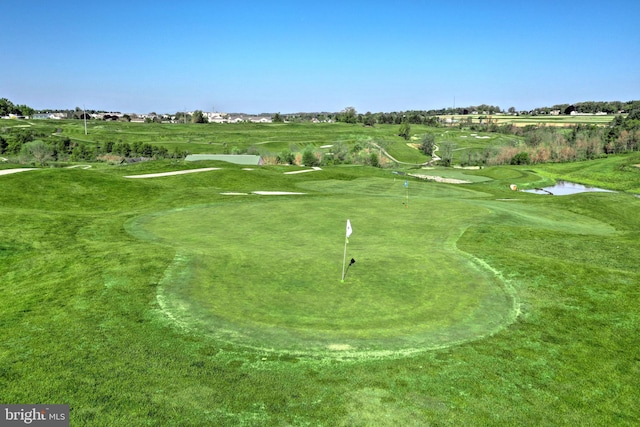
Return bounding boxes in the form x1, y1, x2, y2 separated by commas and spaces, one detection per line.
3, 1, 639, 114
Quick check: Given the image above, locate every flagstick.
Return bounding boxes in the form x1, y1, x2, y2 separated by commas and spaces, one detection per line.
341, 236, 348, 282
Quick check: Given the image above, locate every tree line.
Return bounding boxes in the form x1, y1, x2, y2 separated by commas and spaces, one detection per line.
0, 98, 34, 118
4, 96, 639, 123
0, 128, 182, 165
284, 101, 640, 125
427, 110, 640, 167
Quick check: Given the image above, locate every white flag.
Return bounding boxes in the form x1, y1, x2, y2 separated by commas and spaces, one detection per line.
346, 219, 353, 238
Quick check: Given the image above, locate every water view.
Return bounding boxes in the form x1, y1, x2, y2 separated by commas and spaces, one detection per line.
523, 181, 615, 195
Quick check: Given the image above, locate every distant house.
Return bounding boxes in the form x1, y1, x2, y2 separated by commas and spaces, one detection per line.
227, 116, 245, 123
185, 154, 264, 165
33, 112, 66, 120
251, 117, 272, 123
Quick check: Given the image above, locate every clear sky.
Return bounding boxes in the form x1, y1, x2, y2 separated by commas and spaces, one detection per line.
2, 1, 639, 114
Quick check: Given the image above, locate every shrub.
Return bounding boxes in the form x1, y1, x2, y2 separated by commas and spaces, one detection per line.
302, 147, 317, 166
369, 152, 379, 167
277, 150, 295, 165
510, 151, 531, 165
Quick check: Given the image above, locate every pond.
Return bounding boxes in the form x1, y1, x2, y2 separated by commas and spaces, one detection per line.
523, 181, 615, 195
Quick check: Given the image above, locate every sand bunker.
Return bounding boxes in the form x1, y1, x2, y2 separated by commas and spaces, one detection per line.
0, 168, 36, 176
220, 191, 306, 196
284, 167, 322, 175
408, 173, 471, 184
252, 191, 306, 195
124, 168, 220, 178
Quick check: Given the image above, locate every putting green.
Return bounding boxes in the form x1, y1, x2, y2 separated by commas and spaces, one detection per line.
127, 182, 523, 358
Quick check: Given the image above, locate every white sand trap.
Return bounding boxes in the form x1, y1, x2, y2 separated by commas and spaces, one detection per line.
220, 192, 250, 195
409, 173, 471, 184
284, 167, 322, 175
124, 167, 220, 179
320, 144, 333, 148
475, 136, 490, 139
252, 191, 306, 195
242, 168, 254, 171
284, 169, 314, 175
67, 165, 92, 169
0, 168, 36, 176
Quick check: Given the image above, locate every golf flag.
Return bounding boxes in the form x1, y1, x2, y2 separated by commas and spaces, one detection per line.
404, 180, 409, 208
342, 221, 353, 281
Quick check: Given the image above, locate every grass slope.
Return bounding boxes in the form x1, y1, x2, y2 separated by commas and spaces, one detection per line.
1, 158, 639, 426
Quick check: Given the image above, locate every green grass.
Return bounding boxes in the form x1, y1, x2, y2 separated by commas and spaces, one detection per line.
527, 152, 640, 193
126, 183, 516, 357
23, 120, 435, 160
1, 153, 639, 425
11, 119, 523, 165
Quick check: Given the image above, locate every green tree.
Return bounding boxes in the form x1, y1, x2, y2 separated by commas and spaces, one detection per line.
510, 152, 531, 165
363, 112, 375, 126
70, 144, 95, 161
302, 147, 317, 166
277, 150, 295, 165
337, 107, 357, 124
16, 104, 34, 117
192, 110, 208, 123
369, 152, 379, 167
16, 129, 35, 145
0, 98, 17, 116
398, 122, 411, 140
419, 133, 436, 156
272, 112, 284, 123
440, 141, 455, 166
0, 136, 7, 154
53, 136, 74, 159
21, 140, 52, 165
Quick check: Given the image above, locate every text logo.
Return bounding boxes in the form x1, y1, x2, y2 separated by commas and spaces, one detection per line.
1, 405, 69, 426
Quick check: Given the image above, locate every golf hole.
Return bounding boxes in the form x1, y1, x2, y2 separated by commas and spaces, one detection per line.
128, 197, 518, 358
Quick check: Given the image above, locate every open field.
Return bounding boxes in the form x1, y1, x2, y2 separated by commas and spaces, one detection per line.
3, 119, 532, 168
443, 114, 618, 126
6, 117, 623, 170
1, 150, 639, 425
